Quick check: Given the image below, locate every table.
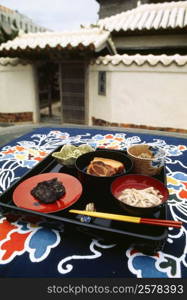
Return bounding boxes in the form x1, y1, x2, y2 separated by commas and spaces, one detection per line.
0, 126, 187, 278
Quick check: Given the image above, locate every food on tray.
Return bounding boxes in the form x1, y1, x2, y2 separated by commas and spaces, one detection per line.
137, 152, 153, 159
31, 177, 66, 203
52, 144, 94, 166
87, 157, 125, 177
85, 202, 96, 212
118, 187, 163, 208
80, 202, 96, 223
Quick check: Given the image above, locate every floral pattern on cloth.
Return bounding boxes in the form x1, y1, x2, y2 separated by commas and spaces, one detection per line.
0, 215, 60, 264
0, 128, 187, 278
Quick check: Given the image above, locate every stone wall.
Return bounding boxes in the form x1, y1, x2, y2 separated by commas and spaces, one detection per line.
0, 63, 39, 123
92, 117, 187, 134
0, 112, 33, 123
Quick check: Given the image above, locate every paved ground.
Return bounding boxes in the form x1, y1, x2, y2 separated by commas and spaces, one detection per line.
0, 123, 54, 147
0, 123, 187, 148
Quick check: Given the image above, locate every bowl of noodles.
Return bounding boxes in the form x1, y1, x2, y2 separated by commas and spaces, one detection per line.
111, 174, 169, 216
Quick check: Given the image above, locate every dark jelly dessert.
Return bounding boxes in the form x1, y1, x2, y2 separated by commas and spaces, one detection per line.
31, 177, 66, 203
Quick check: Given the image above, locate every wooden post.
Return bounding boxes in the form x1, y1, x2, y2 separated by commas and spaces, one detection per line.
32, 63, 40, 123
84, 60, 89, 125
48, 84, 52, 117
58, 63, 64, 123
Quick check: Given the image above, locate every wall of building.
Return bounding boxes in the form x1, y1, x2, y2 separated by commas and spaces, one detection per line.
89, 63, 187, 131
0, 5, 46, 34
97, 0, 184, 19
97, 0, 138, 19
88, 68, 113, 124
0, 63, 39, 123
114, 34, 187, 53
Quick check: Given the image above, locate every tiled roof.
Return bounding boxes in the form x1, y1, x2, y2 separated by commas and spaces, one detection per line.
0, 57, 28, 66
93, 54, 187, 66
0, 28, 112, 54
98, 1, 187, 32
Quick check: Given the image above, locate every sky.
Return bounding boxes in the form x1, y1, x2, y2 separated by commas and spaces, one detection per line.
0, 0, 99, 31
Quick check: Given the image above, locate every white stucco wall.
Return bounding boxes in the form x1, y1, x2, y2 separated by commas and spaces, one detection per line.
114, 34, 187, 50
89, 63, 187, 129
88, 68, 113, 123
0, 63, 39, 122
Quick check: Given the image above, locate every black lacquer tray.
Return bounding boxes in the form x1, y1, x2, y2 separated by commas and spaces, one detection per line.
0, 146, 169, 255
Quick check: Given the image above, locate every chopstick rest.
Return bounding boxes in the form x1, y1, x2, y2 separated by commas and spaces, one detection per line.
69, 209, 182, 228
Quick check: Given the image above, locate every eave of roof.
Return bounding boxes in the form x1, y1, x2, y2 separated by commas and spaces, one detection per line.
0, 28, 114, 57
93, 53, 187, 66
0, 57, 29, 66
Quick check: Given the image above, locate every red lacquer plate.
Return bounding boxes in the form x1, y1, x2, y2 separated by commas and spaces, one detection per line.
13, 173, 83, 213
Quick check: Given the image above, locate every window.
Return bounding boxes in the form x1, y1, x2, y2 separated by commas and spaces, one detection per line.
25, 23, 28, 32
1, 14, 5, 22
12, 19, 17, 28
98, 71, 106, 96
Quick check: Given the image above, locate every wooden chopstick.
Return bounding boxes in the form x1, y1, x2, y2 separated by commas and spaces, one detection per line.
69, 209, 182, 228
140, 218, 182, 228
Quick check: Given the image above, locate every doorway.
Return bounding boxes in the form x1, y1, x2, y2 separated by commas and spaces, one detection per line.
59, 61, 85, 125
37, 62, 61, 123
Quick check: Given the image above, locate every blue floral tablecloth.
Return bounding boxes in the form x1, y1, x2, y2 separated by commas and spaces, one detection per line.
0, 127, 187, 278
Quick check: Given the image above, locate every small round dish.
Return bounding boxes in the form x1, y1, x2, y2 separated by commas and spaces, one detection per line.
13, 173, 82, 213
127, 144, 165, 176
111, 174, 169, 216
